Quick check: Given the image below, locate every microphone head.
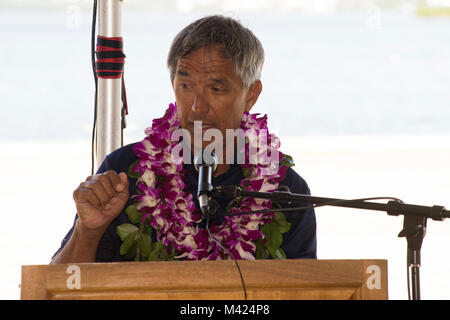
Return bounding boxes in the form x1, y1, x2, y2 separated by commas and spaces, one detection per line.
194, 151, 218, 172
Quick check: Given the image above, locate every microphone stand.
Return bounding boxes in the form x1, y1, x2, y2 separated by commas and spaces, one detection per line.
211, 185, 450, 300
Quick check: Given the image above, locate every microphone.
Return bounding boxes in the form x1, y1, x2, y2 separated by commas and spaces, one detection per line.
194, 151, 218, 218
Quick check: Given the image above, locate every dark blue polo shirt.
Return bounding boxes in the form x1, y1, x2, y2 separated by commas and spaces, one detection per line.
54, 143, 317, 261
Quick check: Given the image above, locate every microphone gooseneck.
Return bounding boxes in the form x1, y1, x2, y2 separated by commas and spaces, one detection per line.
194, 151, 218, 219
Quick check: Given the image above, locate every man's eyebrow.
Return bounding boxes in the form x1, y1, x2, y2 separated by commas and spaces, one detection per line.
210, 77, 229, 86
176, 69, 190, 77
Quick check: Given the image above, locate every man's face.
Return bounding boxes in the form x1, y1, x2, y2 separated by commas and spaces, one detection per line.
172, 45, 261, 154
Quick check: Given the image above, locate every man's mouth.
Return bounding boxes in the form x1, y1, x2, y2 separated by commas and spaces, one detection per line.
191, 121, 216, 133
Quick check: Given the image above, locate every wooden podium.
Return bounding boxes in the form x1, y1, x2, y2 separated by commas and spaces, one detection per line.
21, 259, 388, 300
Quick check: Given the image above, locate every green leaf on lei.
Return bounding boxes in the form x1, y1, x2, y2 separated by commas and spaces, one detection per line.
124, 243, 137, 260
138, 233, 152, 258
274, 211, 291, 234
116, 223, 139, 241
279, 153, 295, 168
260, 222, 272, 239
275, 220, 291, 234
267, 245, 287, 259
257, 211, 291, 260
255, 238, 269, 259
125, 203, 144, 224
120, 230, 138, 255
242, 167, 253, 178
148, 242, 165, 261
127, 159, 140, 179
270, 229, 283, 247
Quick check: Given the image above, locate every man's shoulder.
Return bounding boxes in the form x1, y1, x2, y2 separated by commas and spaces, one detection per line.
281, 167, 311, 195
107, 142, 139, 160
98, 142, 139, 174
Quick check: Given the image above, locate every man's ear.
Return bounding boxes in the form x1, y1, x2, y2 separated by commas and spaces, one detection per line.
245, 80, 262, 112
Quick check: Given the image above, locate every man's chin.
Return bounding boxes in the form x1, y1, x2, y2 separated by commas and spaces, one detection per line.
189, 144, 226, 161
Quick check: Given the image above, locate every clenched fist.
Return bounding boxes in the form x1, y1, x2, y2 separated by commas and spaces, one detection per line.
73, 170, 130, 233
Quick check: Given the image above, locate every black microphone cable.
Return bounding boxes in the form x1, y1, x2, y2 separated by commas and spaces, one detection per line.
89, 0, 127, 175
204, 211, 248, 300
194, 151, 248, 299
90, 0, 98, 175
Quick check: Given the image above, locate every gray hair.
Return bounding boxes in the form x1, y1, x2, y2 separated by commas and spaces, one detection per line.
167, 15, 264, 88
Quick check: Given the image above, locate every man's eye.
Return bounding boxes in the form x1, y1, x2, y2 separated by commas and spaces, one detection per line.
212, 87, 225, 93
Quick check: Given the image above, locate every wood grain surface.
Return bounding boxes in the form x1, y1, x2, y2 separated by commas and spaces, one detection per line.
21, 259, 388, 300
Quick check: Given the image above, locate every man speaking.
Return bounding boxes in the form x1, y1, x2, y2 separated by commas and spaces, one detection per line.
51, 15, 317, 263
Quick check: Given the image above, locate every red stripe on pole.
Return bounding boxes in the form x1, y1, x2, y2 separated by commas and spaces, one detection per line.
97, 35, 123, 41
95, 35, 128, 114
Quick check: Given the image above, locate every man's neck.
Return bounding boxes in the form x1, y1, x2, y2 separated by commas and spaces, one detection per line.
213, 163, 230, 178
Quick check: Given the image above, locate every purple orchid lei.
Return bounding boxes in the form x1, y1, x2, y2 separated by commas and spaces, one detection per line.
118, 103, 292, 261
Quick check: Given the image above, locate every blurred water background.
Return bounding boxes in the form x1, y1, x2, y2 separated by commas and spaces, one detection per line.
1, 0, 450, 141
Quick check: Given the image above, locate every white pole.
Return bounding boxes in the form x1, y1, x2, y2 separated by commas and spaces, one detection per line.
96, 0, 124, 170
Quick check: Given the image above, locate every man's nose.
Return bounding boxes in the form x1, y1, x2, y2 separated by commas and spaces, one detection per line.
191, 91, 209, 114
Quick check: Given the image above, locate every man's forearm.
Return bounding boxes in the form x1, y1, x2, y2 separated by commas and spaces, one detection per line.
51, 220, 105, 264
